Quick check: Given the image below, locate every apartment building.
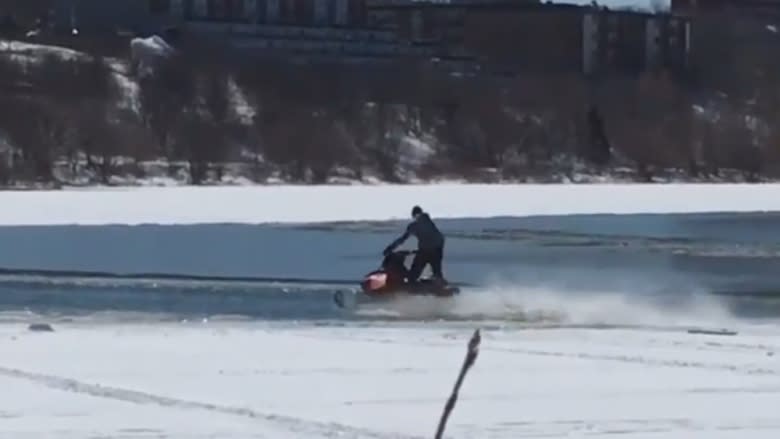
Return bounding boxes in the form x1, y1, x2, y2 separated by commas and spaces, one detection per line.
47, 0, 690, 76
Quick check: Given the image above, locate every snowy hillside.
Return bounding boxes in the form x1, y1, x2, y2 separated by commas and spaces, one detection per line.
1, 33, 777, 188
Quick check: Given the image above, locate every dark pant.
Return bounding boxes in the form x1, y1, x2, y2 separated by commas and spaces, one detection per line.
408, 245, 444, 282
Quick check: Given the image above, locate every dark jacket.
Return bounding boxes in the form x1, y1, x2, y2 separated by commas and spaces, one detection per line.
388, 212, 445, 251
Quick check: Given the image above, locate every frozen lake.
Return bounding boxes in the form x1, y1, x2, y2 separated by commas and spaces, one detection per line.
2, 185, 780, 438
0, 211, 779, 322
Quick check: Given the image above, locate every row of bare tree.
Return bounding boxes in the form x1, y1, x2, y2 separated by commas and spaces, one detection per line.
1, 18, 779, 187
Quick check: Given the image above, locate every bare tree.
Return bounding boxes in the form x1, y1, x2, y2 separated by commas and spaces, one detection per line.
70, 104, 141, 185
171, 109, 220, 184
0, 97, 68, 183
0, 0, 53, 35
137, 55, 196, 163
188, 64, 236, 183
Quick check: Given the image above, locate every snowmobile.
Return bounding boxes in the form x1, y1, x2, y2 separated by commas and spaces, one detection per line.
333, 250, 459, 309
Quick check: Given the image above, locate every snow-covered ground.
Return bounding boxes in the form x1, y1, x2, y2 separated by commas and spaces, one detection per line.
0, 183, 779, 225
0, 183, 778, 438
1, 321, 779, 439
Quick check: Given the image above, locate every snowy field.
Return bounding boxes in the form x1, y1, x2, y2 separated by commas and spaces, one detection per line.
1, 183, 780, 438
0, 183, 780, 225
2, 321, 780, 439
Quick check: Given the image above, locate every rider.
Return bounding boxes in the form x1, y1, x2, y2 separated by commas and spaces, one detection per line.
384, 205, 445, 283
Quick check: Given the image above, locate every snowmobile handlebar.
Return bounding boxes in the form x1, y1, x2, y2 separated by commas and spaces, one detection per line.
383, 249, 417, 257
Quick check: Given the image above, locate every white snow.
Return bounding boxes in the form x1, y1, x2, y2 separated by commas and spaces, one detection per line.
1, 38, 141, 112
130, 35, 175, 59
0, 39, 85, 62
129, 35, 175, 78
0, 165, 777, 439
1, 321, 778, 439
0, 183, 778, 226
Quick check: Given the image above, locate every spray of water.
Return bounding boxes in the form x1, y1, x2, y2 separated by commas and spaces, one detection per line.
354, 278, 740, 329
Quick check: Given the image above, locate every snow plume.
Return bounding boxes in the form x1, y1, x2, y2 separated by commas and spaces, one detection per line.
452, 280, 737, 329
355, 281, 736, 329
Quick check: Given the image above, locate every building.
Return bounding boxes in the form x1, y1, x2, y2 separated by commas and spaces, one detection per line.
671, 0, 780, 91
672, 0, 780, 18
47, 0, 690, 76
368, 0, 691, 77
583, 6, 690, 78
50, 0, 451, 64
156, 0, 369, 27
52, 0, 173, 34
53, 0, 370, 32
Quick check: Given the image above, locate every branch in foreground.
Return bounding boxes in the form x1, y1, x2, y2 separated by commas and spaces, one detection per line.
435, 328, 481, 439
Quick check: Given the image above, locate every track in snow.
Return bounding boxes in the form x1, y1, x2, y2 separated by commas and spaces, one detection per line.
0, 365, 423, 439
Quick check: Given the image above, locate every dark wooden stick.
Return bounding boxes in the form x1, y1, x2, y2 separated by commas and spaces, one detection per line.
435, 328, 481, 439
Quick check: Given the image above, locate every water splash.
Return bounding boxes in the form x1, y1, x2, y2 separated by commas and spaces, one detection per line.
353, 280, 739, 329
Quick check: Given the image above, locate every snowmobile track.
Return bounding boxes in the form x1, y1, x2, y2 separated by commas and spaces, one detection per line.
0, 365, 423, 439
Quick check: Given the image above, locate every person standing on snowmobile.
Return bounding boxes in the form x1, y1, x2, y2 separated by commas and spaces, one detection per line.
384, 205, 445, 283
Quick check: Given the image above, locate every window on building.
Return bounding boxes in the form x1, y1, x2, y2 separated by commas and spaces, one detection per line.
280, 0, 294, 24
171, 0, 184, 17
210, 0, 227, 19
228, 0, 245, 20
149, 0, 171, 15
313, 0, 328, 25
193, 0, 208, 18
267, 0, 281, 23
333, 0, 347, 26
244, 0, 258, 22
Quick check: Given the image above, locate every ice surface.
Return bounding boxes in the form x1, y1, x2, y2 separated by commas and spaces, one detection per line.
0, 184, 779, 225
0, 178, 778, 439
1, 321, 778, 439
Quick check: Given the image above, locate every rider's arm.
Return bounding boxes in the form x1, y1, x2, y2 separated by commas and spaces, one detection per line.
387, 231, 409, 252
386, 223, 413, 253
